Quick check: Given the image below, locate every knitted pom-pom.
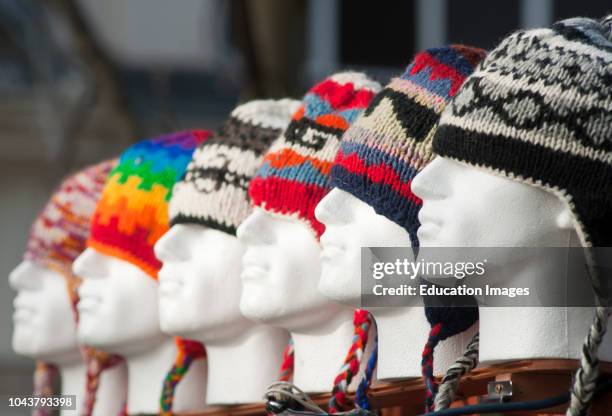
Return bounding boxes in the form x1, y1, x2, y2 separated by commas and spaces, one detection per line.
421, 289, 478, 413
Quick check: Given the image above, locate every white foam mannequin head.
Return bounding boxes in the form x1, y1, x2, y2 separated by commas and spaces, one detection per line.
236, 207, 358, 392
10, 260, 129, 416
73, 247, 205, 413
155, 224, 251, 341
154, 223, 288, 404
315, 188, 413, 306
315, 188, 472, 379
237, 207, 344, 330
411, 156, 576, 249
10, 261, 81, 363
74, 248, 166, 354
411, 156, 612, 363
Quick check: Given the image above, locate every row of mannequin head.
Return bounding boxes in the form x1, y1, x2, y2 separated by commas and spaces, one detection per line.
11, 15, 612, 415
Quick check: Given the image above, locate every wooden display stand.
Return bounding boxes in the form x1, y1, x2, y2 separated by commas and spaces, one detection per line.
179, 360, 612, 416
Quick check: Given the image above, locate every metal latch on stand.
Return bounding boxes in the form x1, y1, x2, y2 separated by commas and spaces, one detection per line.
485, 380, 513, 402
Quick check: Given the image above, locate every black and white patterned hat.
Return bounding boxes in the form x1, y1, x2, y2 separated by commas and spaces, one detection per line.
433, 16, 612, 301
431, 16, 612, 416
169, 99, 300, 235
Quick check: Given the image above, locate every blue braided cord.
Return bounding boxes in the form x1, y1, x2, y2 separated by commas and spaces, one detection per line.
356, 339, 378, 410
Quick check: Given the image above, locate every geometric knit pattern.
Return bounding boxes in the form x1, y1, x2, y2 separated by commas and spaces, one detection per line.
431, 16, 612, 416
88, 130, 210, 279
160, 338, 206, 416
170, 99, 300, 235
432, 17, 612, 300
249, 72, 381, 238
331, 45, 486, 248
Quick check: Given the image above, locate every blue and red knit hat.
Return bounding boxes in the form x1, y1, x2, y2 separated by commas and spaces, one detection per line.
249, 72, 381, 238
331, 45, 486, 248
248, 72, 381, 412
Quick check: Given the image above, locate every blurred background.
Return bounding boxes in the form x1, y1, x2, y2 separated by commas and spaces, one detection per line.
0, 0, 609, 411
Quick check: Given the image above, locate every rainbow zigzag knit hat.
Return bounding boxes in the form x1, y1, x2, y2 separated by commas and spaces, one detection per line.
24, 160, 125, 416
170, 99, 300, 235
87, 131, 210, 414
331, 45, 486, 248
249, 72, 381, 238
88, 130, 210, 279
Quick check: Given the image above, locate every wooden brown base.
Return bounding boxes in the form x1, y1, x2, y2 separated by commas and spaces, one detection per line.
178, 360, 612, 416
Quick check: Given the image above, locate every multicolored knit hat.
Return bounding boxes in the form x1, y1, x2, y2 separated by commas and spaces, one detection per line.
331, 46, 486, 248
247, 73, 381, 412
170, 99, 300, 234
431, 16, 612, 416
23, 160, 126, 416
88, 130, 210, 279
26, 160, 116, 282
249, 72, 381, 238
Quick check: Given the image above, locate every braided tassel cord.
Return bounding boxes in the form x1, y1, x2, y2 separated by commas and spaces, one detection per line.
278, 338, 295, 382
328, 310, 373, 413
422, 323, 443, 413
33, 361, 59, 416
566, 306, 611, 416
160, 338, 206, 416
82, 348, 124, 416
355, 335, 378, 411
434, 332, 479, 411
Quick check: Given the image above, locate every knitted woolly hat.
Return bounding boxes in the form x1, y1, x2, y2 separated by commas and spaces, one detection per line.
431, 16, 612, 416
88, 130, 210, 279
432, 18, 612, 293
331, 46, 486, 248
23, 160, 125, 416
249, 72, 382, 238
26, 160, 116, 282
247, 73, 380, 411
169, 99, 300, 234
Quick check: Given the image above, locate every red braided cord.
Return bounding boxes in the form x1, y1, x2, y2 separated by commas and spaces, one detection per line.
278, 338, 295, 382
328, 309, 372, 413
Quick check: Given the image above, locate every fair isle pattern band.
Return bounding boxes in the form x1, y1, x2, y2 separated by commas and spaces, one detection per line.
169, 99, 300, 235
249, 72, 381, 238
431, 16, 612, 416
433, 20, 612, 251
331, 46, 485, 248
